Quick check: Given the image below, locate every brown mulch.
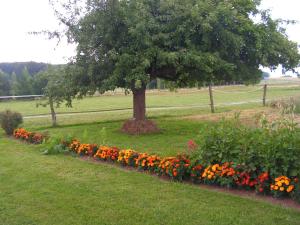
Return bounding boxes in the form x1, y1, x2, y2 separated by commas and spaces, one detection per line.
78, 156, 300, 211
121, 119, 160, 135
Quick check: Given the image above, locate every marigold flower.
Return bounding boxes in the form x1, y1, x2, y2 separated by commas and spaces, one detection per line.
279, 187, 285, 192
287, 185, 295, 193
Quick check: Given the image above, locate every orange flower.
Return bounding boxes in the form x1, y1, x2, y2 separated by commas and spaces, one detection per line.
279, 187, 285, 192
287, 185, 295, 193
13, 128, 44, 144
173, 169, 178, 177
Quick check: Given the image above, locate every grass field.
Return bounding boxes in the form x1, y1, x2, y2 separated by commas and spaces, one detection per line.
1, 84, 300, 224
42, 119, 209, 156
1, 85, 300, 117
1, 138, 300, 225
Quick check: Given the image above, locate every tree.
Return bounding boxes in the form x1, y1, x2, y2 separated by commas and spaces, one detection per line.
33, 73, 48, 95
51, 0, 300, 134
10, 72, 18, 96
0, 62, 47, 77
0, 70, 11, 96
36, 66, 74, 127
15, 67, 33, 95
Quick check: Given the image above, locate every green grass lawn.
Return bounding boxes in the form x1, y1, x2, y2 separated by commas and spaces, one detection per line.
1, 85, 300, 224
1, 138, 300, 225
40, 119, 209, 156
1, 85, 300, 116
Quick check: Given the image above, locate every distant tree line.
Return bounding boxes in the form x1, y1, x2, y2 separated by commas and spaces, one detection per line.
0, 61, 259, 96
0, 62, 48, 96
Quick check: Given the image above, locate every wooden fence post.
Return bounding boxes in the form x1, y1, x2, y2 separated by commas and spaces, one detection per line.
263, 84, 267, 106
209, 85, 215, 113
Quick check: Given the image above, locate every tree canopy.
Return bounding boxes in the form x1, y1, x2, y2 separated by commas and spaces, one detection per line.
54, 0, 299, 91
50, 0, 300, 133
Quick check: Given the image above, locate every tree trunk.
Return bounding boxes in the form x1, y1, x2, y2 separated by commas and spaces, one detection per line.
121, 86, 159, 134
208, 85, 215, 113
133, 87, 146, 121
49, 97, 57, 127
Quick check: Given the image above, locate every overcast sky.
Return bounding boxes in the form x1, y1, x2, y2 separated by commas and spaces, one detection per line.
0, 0, 299, 72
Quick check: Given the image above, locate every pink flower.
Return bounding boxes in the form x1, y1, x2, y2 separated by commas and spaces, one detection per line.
187, 139, 197, 151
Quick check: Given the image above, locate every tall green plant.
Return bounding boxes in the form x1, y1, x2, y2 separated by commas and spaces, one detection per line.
195, 115, 300, 177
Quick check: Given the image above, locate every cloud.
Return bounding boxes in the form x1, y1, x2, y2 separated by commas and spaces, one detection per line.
0, 0, 298, 66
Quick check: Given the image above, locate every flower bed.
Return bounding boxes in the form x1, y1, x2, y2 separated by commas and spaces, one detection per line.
13, 128, 45, 144
61, 138, 299, 203
12, 127, 300, 204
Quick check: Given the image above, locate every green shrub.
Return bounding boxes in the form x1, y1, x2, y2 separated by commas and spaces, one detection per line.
0, 110, 23, 135
193, 119, 259, 169
259, 128, 300, 177
194, 117, 300, 178
42, 135, 73, 155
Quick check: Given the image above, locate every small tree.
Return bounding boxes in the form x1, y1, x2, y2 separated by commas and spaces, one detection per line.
36, 66, 74, 127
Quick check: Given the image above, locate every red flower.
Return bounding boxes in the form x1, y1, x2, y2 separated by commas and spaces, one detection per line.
187, 140, 197, 151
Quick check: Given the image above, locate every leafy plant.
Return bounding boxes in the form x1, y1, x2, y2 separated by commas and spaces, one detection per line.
0, 110, 23, 135
42, 136, 71, 155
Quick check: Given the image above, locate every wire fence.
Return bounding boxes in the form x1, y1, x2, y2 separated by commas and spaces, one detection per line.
0, 95, 43, 100
1, 84, 300, 119
211, 87, 264, 94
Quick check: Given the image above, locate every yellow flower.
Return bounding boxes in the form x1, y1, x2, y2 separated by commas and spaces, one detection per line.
279, 187, 285, 192
212, 164, 219, 172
